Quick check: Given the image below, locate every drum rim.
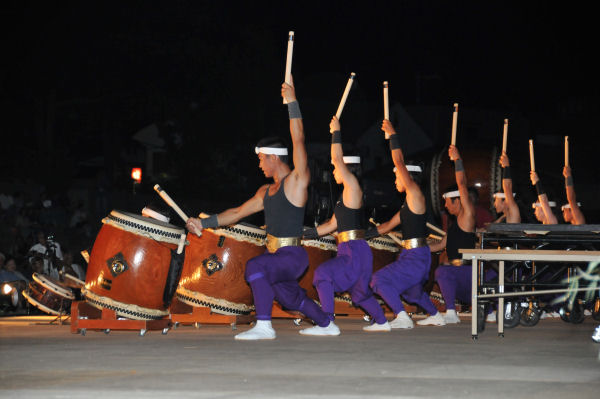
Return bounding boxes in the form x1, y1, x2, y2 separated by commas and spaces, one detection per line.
32, 273, 75, 299
104, 210, 185, 245
301, 234, 337, 251
64, 273, 85, 288
206, 223, 267, 247
82, 288, 169, 320
22, 290, 65, 316
367, 236, 400, 252
176, 287, 254, 315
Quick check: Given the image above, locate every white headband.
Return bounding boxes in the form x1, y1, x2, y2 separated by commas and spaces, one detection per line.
332, 156, 361, 165
442, 190, 460, 199
393, 165, 422, 173
561, 202, 581, 210
141, 207, 170, 223
532, 201, 556, 209
493, 192, 516, 199
255, 147, 288, 156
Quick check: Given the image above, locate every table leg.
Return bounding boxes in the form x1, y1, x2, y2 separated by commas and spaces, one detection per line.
472, 257, 478, 339
498, 260, 504, 337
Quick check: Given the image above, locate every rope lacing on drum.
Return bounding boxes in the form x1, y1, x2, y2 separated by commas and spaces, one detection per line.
106, 214, 182, 240
220, 226, 267, 240
175, 292, 252, 315
368, 237, 398, 250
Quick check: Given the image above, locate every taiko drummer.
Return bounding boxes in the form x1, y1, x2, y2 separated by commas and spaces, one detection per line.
186, 77, 332, 340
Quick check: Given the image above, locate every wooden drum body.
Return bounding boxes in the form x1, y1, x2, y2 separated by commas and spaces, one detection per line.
176, 223, 266, 315
299, 235, 338, 301
83, 210, 185, 320
22, 272, 74, 315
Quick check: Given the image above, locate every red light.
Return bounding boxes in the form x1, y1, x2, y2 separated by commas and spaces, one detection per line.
131, 168, 142, 183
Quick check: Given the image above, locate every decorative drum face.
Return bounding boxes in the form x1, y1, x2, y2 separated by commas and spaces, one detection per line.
83, 210, 185, 320
22, 272, 74, 316
176, 223, 266, 315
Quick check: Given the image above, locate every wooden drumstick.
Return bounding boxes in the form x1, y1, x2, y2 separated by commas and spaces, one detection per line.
502, 119, 509, 153
369, 218, 403, 246
451, 103, 459, 146
153, 184, 189, 223
529, 139, 535, 172
336, 72, 356, 119
383, 81, 390, 139
426, 222, 446, 237
283, 31, 294, 104
564, 136, 569, 167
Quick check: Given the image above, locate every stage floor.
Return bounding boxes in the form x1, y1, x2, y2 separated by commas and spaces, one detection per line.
0, 314, 599, 398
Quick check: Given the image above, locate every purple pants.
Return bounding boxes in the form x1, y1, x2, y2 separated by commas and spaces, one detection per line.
245, 246, 329, 327
434, 264, 471, 310
313, 240, 386, 324
370, 246, 438, 315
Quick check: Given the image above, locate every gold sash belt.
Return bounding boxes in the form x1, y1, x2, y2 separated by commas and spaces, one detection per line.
266, 234, 301, 253
400, 237, 428, 250
336, 229, 365, 244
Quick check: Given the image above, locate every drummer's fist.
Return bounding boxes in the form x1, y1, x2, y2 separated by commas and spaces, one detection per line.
448, 145, 461, 161
530, 171, 539, 186
330, 116, 340, 134
186, 218, 204, 237
499, 152, 510, 168
281, 75, 296, 103
563, 165, 572, 178
381, 119, 396, 137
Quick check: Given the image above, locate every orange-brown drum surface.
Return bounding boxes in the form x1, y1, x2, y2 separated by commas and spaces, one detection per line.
83, 210, 185, 320
299, 235, 337, 301
22, 272, 74, 316
176, 223, 266, 315
367, 235, 400, 273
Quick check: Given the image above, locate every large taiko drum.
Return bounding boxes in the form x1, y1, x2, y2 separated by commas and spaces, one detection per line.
367, 235, 400, 272
22, 272, 74, 315
82, 210, 186, 320
176, 223, 266, 316
299, 234, 338, 301
428, 147, 501, 219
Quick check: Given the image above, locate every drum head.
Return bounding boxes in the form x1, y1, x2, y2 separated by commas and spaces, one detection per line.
32, 273, 74, 300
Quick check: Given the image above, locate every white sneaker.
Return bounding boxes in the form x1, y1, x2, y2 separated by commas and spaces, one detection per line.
443, 309, 461, 324
592, 325, 600, 343
363, 321, 391, 332
486, 311, 497, 323
299, 321, 340, 336
389, 311, 414, 329
584, 309, 592, 316
234, 320, 276, 340
417, 312, 446, 326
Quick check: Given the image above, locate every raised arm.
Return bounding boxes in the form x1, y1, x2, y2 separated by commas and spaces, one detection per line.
530, 171, 558, 224
449, 145, 475, 231
282, 77, 310, 196
381, 120, 426, 214
186, 185, 267, 236
330, 116, 362, 209
563, 166, 586, 224
499, 152, 521, 223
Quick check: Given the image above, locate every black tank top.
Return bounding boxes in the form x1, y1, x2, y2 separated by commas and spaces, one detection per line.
263, 174, 304, 237
446, 220, 476, 260
399, 202, 427, 240
334, 197, 364, 233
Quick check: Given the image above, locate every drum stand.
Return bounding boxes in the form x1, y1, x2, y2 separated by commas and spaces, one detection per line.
168, 297, 253, 329
70, 301, 172, 336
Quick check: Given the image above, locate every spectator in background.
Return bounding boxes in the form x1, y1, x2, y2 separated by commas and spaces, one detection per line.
28, 231, 63, 279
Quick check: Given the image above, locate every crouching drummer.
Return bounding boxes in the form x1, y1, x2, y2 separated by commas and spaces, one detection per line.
186, 79, 332, 340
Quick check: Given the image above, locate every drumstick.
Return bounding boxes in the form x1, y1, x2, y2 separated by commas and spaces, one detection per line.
529, 139, 535, 172
335, 72, 356, 119
564, 136, 569, 167
383, 81, 390, 139
428, 234, 443, 242
283, 31, 294, 104
368, 218, 403, 246
451, 103, 459, 146
426, 222, 446, 237
153, 184, 189, 223
502, 119, 508, 153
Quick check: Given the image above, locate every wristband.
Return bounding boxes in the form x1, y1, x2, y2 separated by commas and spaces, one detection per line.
566, 175, 574, 186
389, 134, 401, 150
287, 101, 302, 119
535, 181, 545, 197
200, 214, 219, 229
331, 130, 342, 144
454, 159, 464, 172
502, 166, 511, 179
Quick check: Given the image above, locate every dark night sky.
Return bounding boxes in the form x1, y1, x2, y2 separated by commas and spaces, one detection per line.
2, 1, 599, 214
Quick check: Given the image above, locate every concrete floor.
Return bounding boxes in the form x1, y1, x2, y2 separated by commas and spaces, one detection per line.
0, 314, 599, 399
